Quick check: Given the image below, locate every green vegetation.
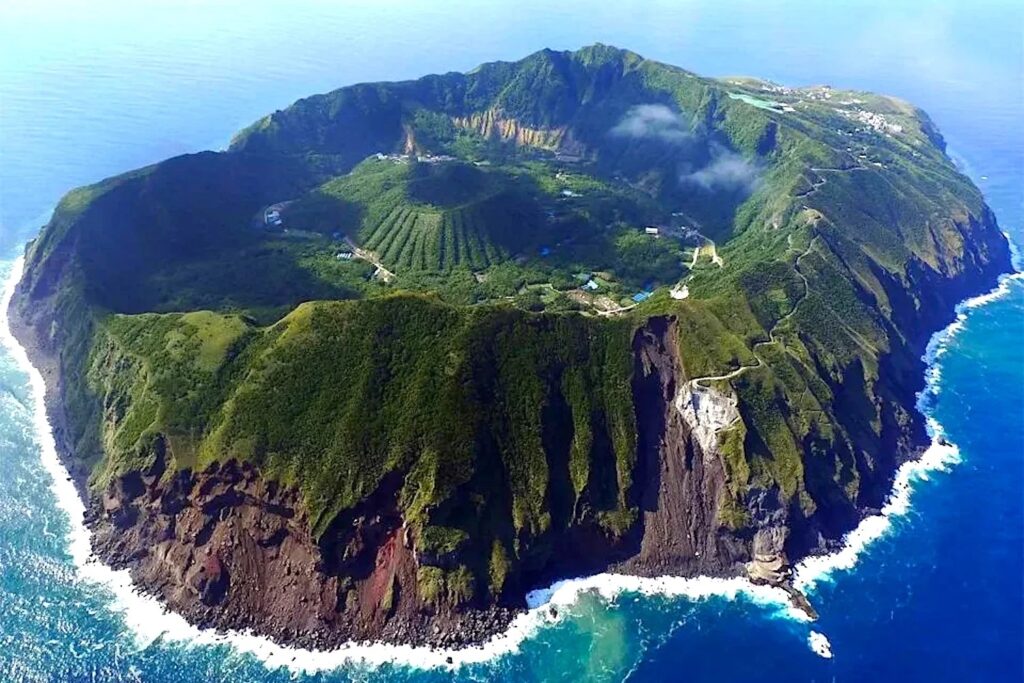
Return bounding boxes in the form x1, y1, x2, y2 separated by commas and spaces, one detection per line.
417, 564, 476, 606
287, 156, 669, 296
85, 311, 254, 484
84, 294, 639, 586
16, 43, 1009, 606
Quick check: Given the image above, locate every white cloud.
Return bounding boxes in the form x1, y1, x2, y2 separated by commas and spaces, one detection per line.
681, 145, 760, 193
611, 106, 760, 194
610, 104, 691, 143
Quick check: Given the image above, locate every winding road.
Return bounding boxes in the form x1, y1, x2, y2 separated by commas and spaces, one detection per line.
691, 236, 819, 391
794, 164, 868, 201
682, 160, 875, 389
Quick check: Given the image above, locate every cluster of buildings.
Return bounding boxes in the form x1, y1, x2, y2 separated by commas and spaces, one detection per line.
373, 152, 458, 164
573, 270, 654, 306
839, 109, 904, 136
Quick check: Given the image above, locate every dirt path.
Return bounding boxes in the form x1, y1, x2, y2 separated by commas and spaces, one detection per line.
689, 245, 701, 269
345, 237, 396, 282
596, 302, 639, 317
708, 241, 724, 267
683, 161, 875, 381
794, 164, 868, 201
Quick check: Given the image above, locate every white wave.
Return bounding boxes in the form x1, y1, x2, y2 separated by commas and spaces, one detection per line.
793, 425, 960, 590
960, 271, 1022, 310
1005, 231, 1024, 273
526, 573, 803, 619
0, 257, 95, 572
3, 250, 1019, 673
807, 631, 832, 659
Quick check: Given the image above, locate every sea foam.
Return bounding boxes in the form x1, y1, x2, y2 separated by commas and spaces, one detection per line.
2, 253, 1019, 673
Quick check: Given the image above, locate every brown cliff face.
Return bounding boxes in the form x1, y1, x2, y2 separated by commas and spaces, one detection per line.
16, 205, 1012, 649
615, 316, 748, 576
87, 457, 517, 649
83, 316, 774, 648
451, 108, 587, 156
66, 222, 1012, 648
24, 224, 1014, 648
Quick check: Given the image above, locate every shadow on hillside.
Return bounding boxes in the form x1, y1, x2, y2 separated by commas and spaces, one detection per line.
74, 151, 360, 318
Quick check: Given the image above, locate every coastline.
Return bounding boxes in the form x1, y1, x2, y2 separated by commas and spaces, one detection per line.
794, 268, 1024, 589
2, 251, 1019, 672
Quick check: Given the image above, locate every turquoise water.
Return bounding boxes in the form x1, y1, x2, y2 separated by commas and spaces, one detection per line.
1, 2, 1021, 681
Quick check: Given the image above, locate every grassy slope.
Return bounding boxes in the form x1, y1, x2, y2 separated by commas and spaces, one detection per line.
287, 156, 672, 297
89, 294, 639, 598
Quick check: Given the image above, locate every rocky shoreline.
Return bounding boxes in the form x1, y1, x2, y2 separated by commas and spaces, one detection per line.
2, 278, 786, 650
8, 293, 518, 650
5, 227, 1011, 651
6, 287, 90, 499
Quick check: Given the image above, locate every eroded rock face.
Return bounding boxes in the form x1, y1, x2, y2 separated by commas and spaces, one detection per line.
87, 459, 517, 649
623, 317, 796, 588
747, 513, 791, 585
84, 316, 778, 649
616, 316, 749, 577
451, 108, 586, 154
91, 461, 335, 632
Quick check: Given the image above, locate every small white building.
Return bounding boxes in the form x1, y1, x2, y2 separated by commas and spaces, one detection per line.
336, 251, 354, 261
644, 226, 660, 236
582, 279, 599, 292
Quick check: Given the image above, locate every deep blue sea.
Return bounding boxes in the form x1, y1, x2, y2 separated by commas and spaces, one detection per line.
1, 2, 1021, 681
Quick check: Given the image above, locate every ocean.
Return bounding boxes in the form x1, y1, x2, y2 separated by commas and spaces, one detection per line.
0, 2, 1021, 681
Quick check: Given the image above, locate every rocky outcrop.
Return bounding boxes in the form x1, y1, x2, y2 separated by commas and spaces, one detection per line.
452, 108, 587, 155
675, 382, 739, 457
614, 316, 803, 608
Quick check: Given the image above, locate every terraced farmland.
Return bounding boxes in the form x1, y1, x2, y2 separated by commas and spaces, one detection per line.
360, 193, 542, 272
289, 158, 554, 273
